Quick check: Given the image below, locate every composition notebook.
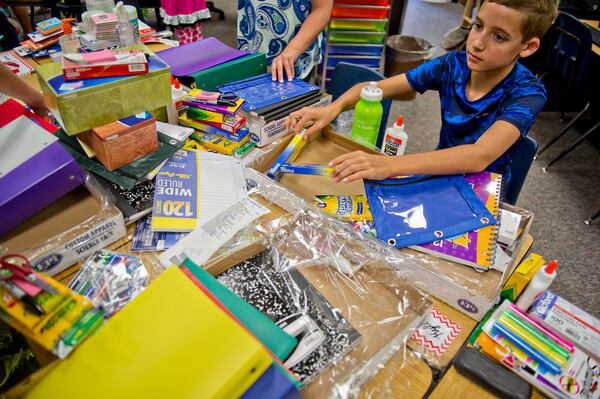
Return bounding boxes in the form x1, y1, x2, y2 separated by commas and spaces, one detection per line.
411, 171, 503, 270
25, 267, 272, 399
217, 250, 361, 385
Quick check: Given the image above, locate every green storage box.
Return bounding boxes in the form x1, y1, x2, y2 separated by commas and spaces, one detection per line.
330, 18, 388, 32
329, 31, 386, 44
36, 44, 171, 135
181, 52, 267, 92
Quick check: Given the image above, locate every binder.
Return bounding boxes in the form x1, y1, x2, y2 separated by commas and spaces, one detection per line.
240, 365, 301, 399
179, 258, 298, 361
26, 267, 272, 399
218, 73, 321, 112
364, 174, 496, 249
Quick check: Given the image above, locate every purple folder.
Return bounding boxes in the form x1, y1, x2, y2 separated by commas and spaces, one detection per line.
0, 141, 85, 237
156, 37, 249, 76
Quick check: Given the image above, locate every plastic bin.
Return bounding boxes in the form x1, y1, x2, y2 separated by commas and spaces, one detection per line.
384, 35, 435, 100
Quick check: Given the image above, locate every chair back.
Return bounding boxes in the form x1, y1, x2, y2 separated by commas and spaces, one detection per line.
545, 12, 592, 93
330, 62, 392, 149
504, 135, 538, 205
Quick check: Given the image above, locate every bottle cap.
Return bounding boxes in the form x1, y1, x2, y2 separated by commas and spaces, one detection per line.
360, 81, 383, 102
61, 18, 75, 34
395, 115, 404, 126
116, 1, 128, 22
544, 260, 558, 274
174, 78, 181, 89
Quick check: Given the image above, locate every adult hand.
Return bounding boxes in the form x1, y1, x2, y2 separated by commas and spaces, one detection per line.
329, 151, 393, 183
271, 47, 300, 83
284, 103, 341, 140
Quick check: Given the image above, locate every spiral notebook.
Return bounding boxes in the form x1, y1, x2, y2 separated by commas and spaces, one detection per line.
411, 171, 503, 270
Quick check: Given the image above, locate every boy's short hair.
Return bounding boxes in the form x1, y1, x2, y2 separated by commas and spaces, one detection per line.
488, 0, 558, 42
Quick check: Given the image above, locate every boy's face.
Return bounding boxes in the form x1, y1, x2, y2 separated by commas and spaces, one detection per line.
466, 2, 539, 73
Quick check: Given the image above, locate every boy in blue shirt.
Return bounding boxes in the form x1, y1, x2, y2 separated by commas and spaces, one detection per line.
285, 0, 558, 186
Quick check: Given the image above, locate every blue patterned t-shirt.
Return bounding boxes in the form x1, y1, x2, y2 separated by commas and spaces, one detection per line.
237, 0, 323, 79
406, 50, 546, 184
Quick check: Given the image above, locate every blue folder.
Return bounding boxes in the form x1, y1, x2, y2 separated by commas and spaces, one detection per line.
364, 175, 496, 249
218, 73, 321, 112
240, 364, 301, 399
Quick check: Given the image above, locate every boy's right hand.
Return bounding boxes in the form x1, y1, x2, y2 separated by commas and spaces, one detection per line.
285, 103, 341, 140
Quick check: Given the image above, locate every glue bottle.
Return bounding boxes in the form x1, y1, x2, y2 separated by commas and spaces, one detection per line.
166, 77, 186, 124
116, 1, 136, 47
59, 19, 80, 54
516, 260, 558, 311
351, 82, 383, 148
381, 115, 408, 156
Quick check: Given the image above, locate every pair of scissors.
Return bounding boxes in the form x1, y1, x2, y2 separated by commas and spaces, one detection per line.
217, 91, 239, 107
0, 254, 59, 296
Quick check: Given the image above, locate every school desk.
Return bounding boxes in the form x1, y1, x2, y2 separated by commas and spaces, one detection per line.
11, 46, 537, 398
582, 20, 600, 57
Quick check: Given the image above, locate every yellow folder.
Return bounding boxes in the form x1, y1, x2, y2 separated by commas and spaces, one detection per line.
26, 267, 272, 399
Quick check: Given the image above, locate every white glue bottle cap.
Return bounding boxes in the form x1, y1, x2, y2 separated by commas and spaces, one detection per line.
516, 260, 558, 311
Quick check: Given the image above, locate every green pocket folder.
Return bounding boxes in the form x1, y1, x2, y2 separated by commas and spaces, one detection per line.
181, 53, 267, 92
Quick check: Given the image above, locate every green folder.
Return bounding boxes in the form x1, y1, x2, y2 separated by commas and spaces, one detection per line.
182, 52, 267, 92
179, 259, 298, 362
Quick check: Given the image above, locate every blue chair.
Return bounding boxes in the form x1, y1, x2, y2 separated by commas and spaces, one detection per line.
329, 62, 392, 149
504, 135, 538, 205
536, 12, 593, 164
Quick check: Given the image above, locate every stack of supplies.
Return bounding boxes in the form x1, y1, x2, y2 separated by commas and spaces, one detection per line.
18, 17, 64, 53
0, 50, 34, 77
179, 89, 253, 155
25, 266, 286, 399
0, 253, 104, 359
219, 73, 331, 146
62, 49, 149, 80
477, 300, 599, 399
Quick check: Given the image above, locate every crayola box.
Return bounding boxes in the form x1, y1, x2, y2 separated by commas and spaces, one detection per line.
36, 44, 171, 135
267, 130, 307, 180
190, 131, 250, 156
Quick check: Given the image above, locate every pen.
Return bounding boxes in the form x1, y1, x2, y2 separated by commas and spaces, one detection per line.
492, 321, 562, 374
503, 309, 570, 359
508, 303, 574, 353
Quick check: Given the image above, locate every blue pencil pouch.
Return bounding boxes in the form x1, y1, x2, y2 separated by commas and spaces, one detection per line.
364, 175, 496, 248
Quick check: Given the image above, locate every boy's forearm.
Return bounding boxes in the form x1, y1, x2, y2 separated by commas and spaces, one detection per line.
389, 144, 490, 176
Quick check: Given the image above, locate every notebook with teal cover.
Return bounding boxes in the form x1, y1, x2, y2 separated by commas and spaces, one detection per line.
179, 259, 298, 362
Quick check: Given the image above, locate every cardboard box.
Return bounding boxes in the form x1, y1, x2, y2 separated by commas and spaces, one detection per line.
0, 185, 126, 276
79, 112, 158, 171
36, 44, 171, 135
250, 127, 535, 320
244, 94, 332, 147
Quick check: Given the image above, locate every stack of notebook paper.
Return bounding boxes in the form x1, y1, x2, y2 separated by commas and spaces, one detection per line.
218, 73, 331, 146
90, 13, 118, 42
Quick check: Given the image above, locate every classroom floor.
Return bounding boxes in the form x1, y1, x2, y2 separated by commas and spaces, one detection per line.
39, 0, 600, 316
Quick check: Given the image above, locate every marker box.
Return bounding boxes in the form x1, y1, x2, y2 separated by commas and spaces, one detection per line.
530, 290, 600, 361
267, 130, 306, 180
279, 163, 333, 177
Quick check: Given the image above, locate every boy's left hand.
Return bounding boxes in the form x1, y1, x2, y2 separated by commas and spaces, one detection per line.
330, 151, 393, 183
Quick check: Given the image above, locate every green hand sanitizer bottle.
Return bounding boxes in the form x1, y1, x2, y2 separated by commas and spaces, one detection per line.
351, 81, 383, 148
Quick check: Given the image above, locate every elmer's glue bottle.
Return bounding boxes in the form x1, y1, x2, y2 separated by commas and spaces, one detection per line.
167, 77, 186, 124
516, 260, 558, 311
351, 82, 383, 148
381, 116, 408, 156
